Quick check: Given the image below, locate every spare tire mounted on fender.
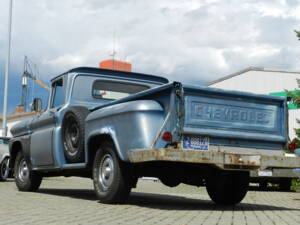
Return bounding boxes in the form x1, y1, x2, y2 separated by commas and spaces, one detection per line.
62, 107, 90, 163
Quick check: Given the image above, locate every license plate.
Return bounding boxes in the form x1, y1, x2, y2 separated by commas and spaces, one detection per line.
182, 136, 209, 151
258, 170, 273, 177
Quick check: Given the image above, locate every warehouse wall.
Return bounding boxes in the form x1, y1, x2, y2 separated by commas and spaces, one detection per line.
208, 70, 300, 140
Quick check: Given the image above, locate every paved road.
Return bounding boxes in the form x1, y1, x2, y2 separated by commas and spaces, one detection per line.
0, 177, 299, 225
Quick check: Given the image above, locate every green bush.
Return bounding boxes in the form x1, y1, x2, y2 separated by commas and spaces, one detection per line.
291, 178, 300, 191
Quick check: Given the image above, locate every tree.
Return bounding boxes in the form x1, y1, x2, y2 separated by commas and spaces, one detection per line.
287, 79, 300, 151
286, 31, 300, 151
295, 30, 300, 41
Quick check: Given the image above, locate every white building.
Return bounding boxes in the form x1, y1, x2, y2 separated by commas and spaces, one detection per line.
0, 112, 36, 137
207, 67, 300, 140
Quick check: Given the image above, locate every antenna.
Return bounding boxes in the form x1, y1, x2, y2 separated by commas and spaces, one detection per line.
110, 30, 117, 69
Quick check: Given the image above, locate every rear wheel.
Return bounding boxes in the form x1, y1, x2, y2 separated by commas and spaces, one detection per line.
279, 179, 291, 191
0, 157, 9, 181
206, 170, 249, 205
93, 141, 132, 204
14, 152, 42, 191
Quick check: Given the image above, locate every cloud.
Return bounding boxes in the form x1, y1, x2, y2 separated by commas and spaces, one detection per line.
0, 0, 299, 87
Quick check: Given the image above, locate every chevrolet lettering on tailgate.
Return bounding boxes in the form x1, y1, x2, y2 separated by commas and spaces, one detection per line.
194, 103, 271, 125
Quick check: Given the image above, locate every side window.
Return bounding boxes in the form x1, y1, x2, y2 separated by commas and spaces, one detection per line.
51, 79, 64, 108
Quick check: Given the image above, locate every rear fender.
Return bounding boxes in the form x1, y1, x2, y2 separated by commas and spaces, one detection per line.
86, 127, 122, 164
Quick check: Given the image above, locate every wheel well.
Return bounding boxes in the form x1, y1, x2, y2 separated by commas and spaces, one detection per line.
87, 134, 115, 167
9, 141, 22, 169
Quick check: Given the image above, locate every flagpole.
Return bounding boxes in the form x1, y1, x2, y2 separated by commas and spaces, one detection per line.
2, 0, 13, 137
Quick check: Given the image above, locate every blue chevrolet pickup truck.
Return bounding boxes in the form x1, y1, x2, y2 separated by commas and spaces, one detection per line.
9, 67, 300, 205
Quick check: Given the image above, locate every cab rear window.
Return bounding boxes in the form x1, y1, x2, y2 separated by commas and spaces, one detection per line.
92, 81, 149, 100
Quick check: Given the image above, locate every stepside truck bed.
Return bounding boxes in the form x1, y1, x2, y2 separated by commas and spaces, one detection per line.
127, 83, 299, 170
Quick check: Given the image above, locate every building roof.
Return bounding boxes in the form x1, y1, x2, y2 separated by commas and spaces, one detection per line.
51, 67, 169, 85
0, 112, 37, 122
206, 67, 300, 86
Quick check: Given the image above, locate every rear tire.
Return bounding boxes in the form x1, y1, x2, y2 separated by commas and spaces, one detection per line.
62, 107, 90, 163
0, 157, 9, 181
206, 170, 249, 205
279, 179, 291, 191
14, 152, 42, 191
93, 141, 132, 204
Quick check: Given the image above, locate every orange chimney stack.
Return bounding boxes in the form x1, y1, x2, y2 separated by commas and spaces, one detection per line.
99, 59, 132, 72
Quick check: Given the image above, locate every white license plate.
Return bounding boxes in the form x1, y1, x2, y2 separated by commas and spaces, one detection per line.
258, 170, 273, 177
182, 136, 209, 151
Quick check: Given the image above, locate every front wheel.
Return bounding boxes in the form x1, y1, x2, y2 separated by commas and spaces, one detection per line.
93, 141, 132, 204
0, 157, 10, 181
206, 170, 249, 205
14, 152, 42, 191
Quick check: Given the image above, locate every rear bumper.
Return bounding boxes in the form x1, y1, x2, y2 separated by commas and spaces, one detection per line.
127, 148, 300, 170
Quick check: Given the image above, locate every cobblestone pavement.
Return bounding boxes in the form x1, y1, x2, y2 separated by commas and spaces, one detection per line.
0, 177, 299, 225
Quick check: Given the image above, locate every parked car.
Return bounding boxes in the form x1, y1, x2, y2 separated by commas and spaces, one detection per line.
0, 137, 10, 181
9, 67, 300, 205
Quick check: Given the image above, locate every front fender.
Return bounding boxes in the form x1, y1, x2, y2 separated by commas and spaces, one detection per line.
9, 136, 31, 169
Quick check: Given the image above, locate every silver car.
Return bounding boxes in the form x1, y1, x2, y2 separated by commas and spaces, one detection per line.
0, 137, 10, 181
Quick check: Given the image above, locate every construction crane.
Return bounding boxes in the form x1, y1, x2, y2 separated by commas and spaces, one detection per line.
17, 56, 50, 112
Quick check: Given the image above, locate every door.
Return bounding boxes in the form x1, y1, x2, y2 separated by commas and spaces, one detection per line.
30, 78, 64, 167
30, 111, 56, 166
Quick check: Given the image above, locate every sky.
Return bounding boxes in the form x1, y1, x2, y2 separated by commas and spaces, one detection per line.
0, 0, 300, 114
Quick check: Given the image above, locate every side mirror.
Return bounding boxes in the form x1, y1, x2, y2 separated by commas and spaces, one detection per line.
31, 98, 43, 112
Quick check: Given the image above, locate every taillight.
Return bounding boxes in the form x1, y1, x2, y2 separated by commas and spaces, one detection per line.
288, 141, 297, 152
162, 131, 172, 142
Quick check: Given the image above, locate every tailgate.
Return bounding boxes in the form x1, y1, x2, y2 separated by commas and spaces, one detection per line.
182, 85, 288, 150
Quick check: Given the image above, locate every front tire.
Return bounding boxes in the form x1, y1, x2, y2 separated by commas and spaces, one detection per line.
93, 141, 132, 204
14, 152, 42, 191
0, 157, 9, 181
160, 177, 181, 187
206, 170, 249, 205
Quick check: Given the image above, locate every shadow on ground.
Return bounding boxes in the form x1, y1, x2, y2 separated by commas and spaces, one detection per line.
37, 188, 300, 211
